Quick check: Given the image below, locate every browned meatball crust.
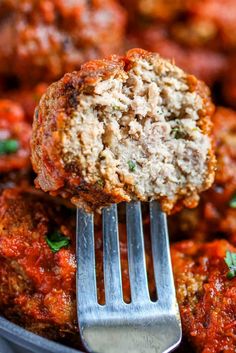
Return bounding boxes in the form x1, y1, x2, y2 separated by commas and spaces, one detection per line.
0, 0, 126, 84
31, 49, 216, 213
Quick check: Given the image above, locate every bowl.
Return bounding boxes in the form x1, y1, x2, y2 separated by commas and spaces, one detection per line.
0, 317, 83, 353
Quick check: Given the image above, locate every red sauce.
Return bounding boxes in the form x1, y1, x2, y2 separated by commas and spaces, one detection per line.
171, 239, 236, 353
0, 99, 31, 173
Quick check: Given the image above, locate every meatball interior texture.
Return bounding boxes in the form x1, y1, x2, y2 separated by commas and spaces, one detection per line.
169, 107, 236, 245
127, 26, 227, 86
0, 0, 126, 84
0, 188, 155, 347
171, 240, 236, 353
32, 49, 216, 213
0, 99, 31, 173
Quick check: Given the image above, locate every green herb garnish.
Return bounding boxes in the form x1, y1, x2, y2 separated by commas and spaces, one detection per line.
96, 179, 104, 188
128, 160, 136, 172
229, 195, 236, 208
46, 231, 70, 253
224, 250, 236, 279
0, 139, 19, 155
172, 127, 188, 140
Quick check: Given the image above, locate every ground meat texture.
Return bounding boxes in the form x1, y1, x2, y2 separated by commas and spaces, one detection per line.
171, 239, 236, 353
169, 107, 236, 245
0, 188, 155, 347
0, 0, 126, 84
126, 26, 227, 87
0, 99, 31, 173
31, 49, 216, 213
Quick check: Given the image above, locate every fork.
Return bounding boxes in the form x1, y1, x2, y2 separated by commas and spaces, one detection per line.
76, 201, 182, 353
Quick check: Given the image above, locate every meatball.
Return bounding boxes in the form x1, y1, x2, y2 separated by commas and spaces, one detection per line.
121, 0, 187, 22
0, 188, 155, 346
31, 49, 216, 213
0, 99, 31, 173
171, 239, 236, 353
0, 0, 126, 84
171, 0, 236, 51
169, 107, 236, 244
1, 83, 48, 122
124, 0, 236, 51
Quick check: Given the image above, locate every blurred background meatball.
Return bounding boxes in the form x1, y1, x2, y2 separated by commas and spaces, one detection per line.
120, 0, 187, 22
1, 83, 48, 122
123, 0, 236, 50
0, 0, 127, 85
0, 99, 30, 172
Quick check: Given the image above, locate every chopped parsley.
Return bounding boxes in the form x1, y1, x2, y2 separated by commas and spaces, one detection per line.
46, 231, 70, 253
172, 127, 188, 140
229, 194, 236, 208
128, 160, 136, 172
0, 139, 19, 155
96, 179, 104, 188
224, 250, 236, 279
112, 105, 120, 111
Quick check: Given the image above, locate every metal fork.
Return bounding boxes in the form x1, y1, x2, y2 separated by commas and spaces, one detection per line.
76, 201, 182, 353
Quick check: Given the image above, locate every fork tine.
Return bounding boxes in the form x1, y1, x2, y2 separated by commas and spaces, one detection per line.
126, 201, 150, 303
103, 205, 123, 305
149, 201, 176, 308
76, 208, 97, 307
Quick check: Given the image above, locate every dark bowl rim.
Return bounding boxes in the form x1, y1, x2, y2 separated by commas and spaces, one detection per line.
0, 316, 84, 353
